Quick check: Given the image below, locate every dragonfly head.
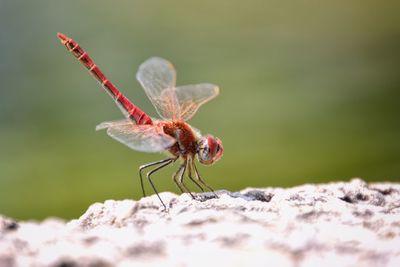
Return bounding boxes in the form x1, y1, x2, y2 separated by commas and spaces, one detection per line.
197, 135, 223, 165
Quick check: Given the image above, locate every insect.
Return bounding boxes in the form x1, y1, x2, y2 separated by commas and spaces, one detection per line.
57, 33, 223, 210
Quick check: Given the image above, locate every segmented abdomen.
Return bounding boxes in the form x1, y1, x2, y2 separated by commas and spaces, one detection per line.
57, 33, 152, 125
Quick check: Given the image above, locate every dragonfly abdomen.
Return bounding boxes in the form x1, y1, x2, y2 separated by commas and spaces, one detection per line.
57, 33, 152, 125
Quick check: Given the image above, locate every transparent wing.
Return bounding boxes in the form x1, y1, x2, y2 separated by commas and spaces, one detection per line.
96, 119, 130, 131
175, 83, 219, 121
96, 119, 176, 153
136, 57, 180, 120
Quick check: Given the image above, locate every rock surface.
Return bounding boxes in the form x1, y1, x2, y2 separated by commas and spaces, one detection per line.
1, 178, 400, 267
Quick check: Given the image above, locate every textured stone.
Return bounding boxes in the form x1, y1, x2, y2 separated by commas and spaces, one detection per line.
1, 178, 400, 267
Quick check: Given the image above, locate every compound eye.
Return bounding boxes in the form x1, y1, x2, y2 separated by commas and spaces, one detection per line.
197, 138, 213, 165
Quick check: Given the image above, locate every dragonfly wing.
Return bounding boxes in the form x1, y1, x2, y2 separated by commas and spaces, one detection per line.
175, 83, 219, 121
136, 57, 180, 120
96, 119, 176, 152
96, 119, 131, 131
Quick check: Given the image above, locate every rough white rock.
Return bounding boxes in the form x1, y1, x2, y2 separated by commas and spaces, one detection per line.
1, 178, 400, 267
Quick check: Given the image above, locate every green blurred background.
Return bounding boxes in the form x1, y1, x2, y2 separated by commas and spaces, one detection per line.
0, 0, 399, 220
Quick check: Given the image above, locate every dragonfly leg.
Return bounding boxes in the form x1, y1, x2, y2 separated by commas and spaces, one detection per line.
172, 163, 186, 194
178, 161, 195, 199
139, 158, 174, 197
172, 161, 195, 199
192, 160, 219, 198
146, 158, 175, 210
187, 158, 204, 192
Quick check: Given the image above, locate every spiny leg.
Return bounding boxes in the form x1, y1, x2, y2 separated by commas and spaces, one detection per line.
139, 158, 175, 197
187, 158, 204, 192
172, 163, 186, 194
172, 162, 194, 199
146, 158, 175, 210
192, 160, 219, 198
177, 160, 195, 199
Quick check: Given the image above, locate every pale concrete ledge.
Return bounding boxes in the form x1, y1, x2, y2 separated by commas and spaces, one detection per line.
1, 178, 400, 267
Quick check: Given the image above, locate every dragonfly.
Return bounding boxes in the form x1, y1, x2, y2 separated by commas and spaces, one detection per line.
57, 33, 223, 210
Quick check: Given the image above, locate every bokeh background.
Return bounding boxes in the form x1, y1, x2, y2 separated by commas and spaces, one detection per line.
1, 0, 399, 220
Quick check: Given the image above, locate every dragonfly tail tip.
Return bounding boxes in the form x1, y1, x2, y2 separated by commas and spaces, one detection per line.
57, 32, 69, 44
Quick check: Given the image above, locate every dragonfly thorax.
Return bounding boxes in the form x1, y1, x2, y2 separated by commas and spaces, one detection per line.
162, 121, 199, 158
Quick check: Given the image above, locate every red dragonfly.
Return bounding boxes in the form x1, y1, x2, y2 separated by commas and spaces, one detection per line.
57, 33, 223, 210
